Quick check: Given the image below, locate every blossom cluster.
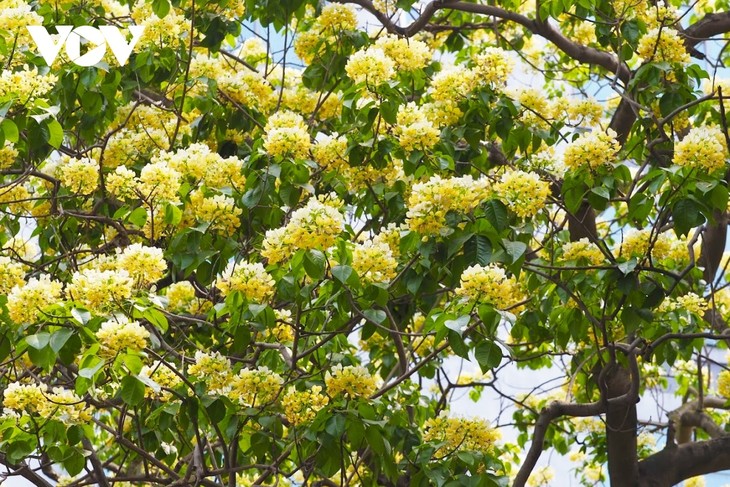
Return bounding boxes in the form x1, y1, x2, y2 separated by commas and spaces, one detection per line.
262, 196, 344, 263
406, 175, 490, 236
423, 412, 500, 456
455, 264, 525, 311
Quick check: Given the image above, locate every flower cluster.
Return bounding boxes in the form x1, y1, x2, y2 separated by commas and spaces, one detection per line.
0, 66, 57, 104
563, 129, 620, 170
3, 382, 92, 424
718, 370, 730, 398
66, 268, 134, 313
493, 169, 550, 218
637, 28, 690, 64
423, 413, 500, 456
137, 161, 182, 202
263, 110, 311, 160
282, 386, 329, 425
140, 362, 182, 402
429, 66, 477, 102
373, 34, 432, 71
7, 275, 63, 324
215, 260, 276, 302
673, 126, 727, 173
395, 102, 441, 152
262, 197, 344, 263
560, 238, 605, 265
345, 47, 395, 86
472, 47, 513, 86
187, 351, 233, 394
96, 316, 150, 355
406, 175, 490, 236
325, 365, 379, 398
351, 240, 398, 284
658, 292, 708, 315
0, 256, 25, 294
56, 157, 99, 195
455, 264, 525, 311
188, 190, 242, 236
116, 244, 167, 287
228, 367, 283, 407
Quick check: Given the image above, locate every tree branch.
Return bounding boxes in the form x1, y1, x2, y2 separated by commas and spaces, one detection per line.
638, 435, 730, 486
512, 400, 605, 487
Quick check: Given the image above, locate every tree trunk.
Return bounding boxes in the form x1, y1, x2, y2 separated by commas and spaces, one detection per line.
605, 364, 639, 487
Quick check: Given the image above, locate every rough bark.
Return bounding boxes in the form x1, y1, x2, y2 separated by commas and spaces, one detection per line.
604, 364, 639, 487
638, 436, 730, 487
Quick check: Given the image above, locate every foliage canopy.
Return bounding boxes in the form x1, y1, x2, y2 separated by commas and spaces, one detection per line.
2, 0, 730, 486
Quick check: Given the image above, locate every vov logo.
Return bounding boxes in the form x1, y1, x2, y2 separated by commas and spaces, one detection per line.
27, 25, 145, 67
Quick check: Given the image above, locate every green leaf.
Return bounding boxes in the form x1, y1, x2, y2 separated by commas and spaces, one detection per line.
445, 315, 470, 335
502, 240, 527, 263
362, 309, 386, 324
128, 206, 148, 227
50, 328, 73, 353
332, 265, 353, 284
120, 376, 146, 406
78, 356, 104, 379
617, 259, 637, 275
673, 198, 705, 236
152, 0, 170, 17
325, 414, 346, 436
26, 333, 50, 350
474, 341, 502, 372
303, 249, 326, 280
44, 119, 64, 148
1, 118, 18, 142
483, 200, 509, 232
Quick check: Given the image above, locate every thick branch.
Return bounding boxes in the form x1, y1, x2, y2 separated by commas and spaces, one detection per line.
512, 400, 605, 487
638, 436, 730, 486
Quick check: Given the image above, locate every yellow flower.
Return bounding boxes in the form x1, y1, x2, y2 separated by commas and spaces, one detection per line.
456, 264, 525, 311
57, 157, 99, 195
345, 47, 395, 86
406, 175, 490, 236
66, 268, 134, 313
96, 316, 149, 355
493, 169, 550, 218
7, 275, 63, 324
140, 362, 182, 402
560, 238, 604, 265
0, 256, 25, 294
137, 161, 181, 202
228, 366, 283, 407
637, 28, 689, 64
263, 110, 311, 159
429, 66, 476, 102
282, 386, 329, 425
373, 34, 432, 71
473, 47, 513, 86
188, 351, 233, 394
116, 243, 167, 288
3, 382, 48, 414
673, 126, 727, 173
188, 190, 242, 236
423, 412, 500, 456
351, 240, 398, 284
718, 370, 730, 398
215, 260, 276, 302
317, 4, 358, 31
262, 197, 344, 263
325, 365, 379, 399
395, 102, 441, 152
563, 129, 619, 170
106, 166, 137, 200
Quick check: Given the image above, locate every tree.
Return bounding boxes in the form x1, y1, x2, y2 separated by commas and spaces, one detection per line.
2, 0, 730, 485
